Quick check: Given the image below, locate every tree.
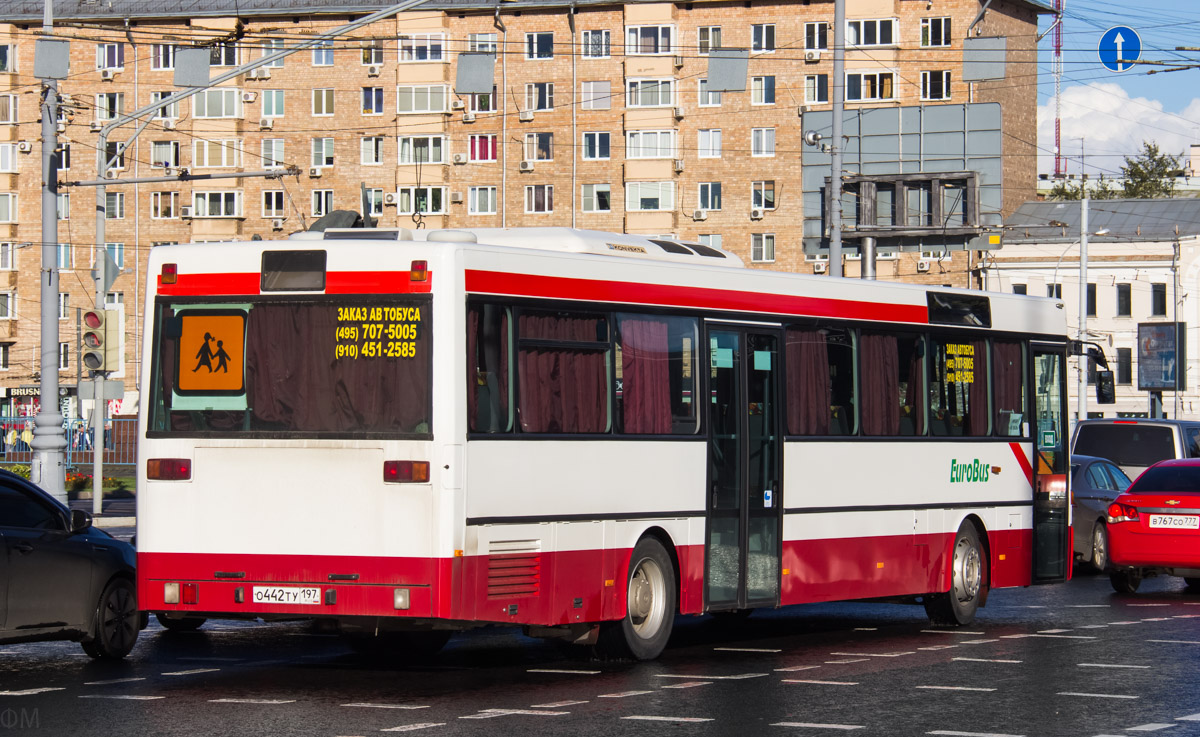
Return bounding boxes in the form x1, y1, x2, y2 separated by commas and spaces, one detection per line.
1045, 175, 1118, 201
1121, 141, 1184, 199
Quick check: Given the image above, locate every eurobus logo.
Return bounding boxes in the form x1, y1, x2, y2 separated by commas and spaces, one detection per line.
950, 459, 992, 483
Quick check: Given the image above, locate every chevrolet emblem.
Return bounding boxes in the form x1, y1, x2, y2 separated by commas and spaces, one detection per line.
1166, 499, 1181, 506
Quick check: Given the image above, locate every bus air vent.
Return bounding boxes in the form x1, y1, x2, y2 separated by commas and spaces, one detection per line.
487, 539, 541, 598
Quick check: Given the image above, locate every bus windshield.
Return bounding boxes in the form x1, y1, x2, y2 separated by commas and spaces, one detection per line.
148, 297, 431, 437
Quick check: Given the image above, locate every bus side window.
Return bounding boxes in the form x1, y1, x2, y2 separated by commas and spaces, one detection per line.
467, 304, 512, 433
616, 314, 699, 435
993, 340, 1026, 437
516, 309, 611, 434
785, 325, 855, 436
930, 336, 990, 437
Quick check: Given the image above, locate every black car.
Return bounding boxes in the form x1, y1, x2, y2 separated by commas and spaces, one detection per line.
1071, 454, 1133, 572
0, 469, 140, 658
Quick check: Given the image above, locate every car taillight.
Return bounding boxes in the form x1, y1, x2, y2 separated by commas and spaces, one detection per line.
383, 460, 430, 483
1107, 502, 1140, 523
410, 260, 428, 282
147, 458, 191, 481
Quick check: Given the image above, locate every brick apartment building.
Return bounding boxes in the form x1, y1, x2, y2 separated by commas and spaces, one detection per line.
0, 0, 1048, 411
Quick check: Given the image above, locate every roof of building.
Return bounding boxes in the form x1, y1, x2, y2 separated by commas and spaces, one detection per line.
0, 0, 1056, 23
1003, 198, 1200, 244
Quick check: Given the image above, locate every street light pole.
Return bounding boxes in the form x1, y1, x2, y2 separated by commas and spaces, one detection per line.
1077, 193, 1089, 426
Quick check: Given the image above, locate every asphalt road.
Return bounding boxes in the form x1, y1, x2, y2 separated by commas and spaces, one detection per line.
2, 568, 1198, 737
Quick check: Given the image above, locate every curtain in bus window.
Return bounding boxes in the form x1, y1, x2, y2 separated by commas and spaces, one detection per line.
993, 341, 1024, 437
860, 332, 899, 435
900, 335, 925, 436
785, 328, 830, 435
930, 338, 988, 437
618, 317, 671, 434
517, 312, 609, 433
467, 305, 510, 433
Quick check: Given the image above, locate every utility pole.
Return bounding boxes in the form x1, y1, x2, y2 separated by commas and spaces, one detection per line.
1077, 193, 1089, 426
828, 0, 846, 276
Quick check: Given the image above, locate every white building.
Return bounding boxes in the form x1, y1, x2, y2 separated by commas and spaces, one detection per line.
985, 198, 1200, 420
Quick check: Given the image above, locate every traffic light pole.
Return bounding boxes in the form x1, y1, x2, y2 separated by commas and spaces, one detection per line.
90, 263, 106, 515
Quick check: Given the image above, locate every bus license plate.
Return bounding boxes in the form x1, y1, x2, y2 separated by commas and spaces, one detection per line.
252, 586, 322, 605
1148, 514, 1199, 530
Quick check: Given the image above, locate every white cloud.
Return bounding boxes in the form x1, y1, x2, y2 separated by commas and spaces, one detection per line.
1037, 82, 1200, 177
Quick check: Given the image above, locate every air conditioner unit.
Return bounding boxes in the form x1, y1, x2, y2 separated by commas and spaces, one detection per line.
255, 68, 272, 80
673, 159, 685, 173
16, 141, 31, 153
804, 49, 822, 62
242, 91, 258, 103
309, 167, 322, 177
692, 209, 707, 221
450, 191, 464, 203
383, 192, 399, 206
162, 119, 176, 130
100, 68, 115, 81
56, 122, 66, 133
750, 208, 765, 220
90, 121, 102, 132
462, 112, 476, 123
452, 153, 468, 165
367, 65, 381, 78
519, 160, 534, 172
518, 110, 534, 122
259, 118, 274, 130
451, 99, 465, 110
105, 167, 120, 179
813, 261, 828, 274
674, 55, 685, 68
271, 218, 284, 230
180, 206, 194, 219
673, 106, 684, 120
917, 260, 931, 273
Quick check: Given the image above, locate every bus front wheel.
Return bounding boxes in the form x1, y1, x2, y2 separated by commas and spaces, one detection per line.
596, 537, 676, 661
925, 522, 987, 626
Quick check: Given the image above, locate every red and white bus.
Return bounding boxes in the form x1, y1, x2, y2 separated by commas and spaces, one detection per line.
137, 227, 1072, 660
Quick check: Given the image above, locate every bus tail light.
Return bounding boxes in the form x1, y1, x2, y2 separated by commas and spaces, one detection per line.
383, 460, 430, 483
161, 263, 178, 284
163, 582, 198, 605
1107, 502, 1140, 524
148, 458, 192, 481
410, 260, 428, 282
181, 583, 198, 605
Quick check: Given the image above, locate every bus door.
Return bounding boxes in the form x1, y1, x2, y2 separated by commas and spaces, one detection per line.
705, 325, 783, 610
1031, 343, 1070, 583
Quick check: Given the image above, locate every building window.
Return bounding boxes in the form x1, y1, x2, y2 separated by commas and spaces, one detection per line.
1117, 283, 1131, 316
151, 44, 176, 70
105, 192, 125, 219
193, 139, 240, 168
96, 43, 125, 70
397, 187, 446, 215
312, 138, 334, 167
0, 243, 10, 270
0, 293, 11, 318
469, 134, 497, 162
468, 186, 497, 215
582, 183, 611, 213
627, 79, 674, 107
0, 45, 13, 73
366, 189, 384, 218
105, 242, 124, 269
0, 95, 15, 124
846, 72, 895, 101
263, 190, 285, 218
56, 193, 69, 220
1087, 283, 1097, 317
625, 181, 674, 211
1117, 347, 1132, 385
259, 138, 283, 169
805, 22, 829, 50
626, 130, 676, 159
1152, 283, 1167, 316
699, 234, 722, 250
470, 86, 497, 113
397, 85, 447, 113
362, 87, 384, 115
1012, 283, 1027, 295
751, 76, 776, 105
524, 132, 554, 161
262, 39, 286, 67
0, 144, 13, 173
312, 40, 334, 66
525, 32, 554, 60
580, 81, 611, 110
582, 30, 610, 58
262, 89, 285, 117
151, 141, 180, 168
312, 189, 334, 217
398, 135, 445, 164
922, 17, 952, 47
805, 74, 829, 103
105, 292, 124, 307
193, 88, 240, 118
698, 129, 721, 159
525, 82, 554, 111
848, 19, 896, 46
752, 23, 775, 52
699, 26, 722, 54
360, 136, 383, 165
103, 142, 126, 171
921, 70, 951, 101
193, 191, 241, 217
525, 184, 553, 213
313, 88, 335, 116
0, 343, 8, 369
0, 193, 12, 222
699, 182, 722, 211
751, 233, 775, 263
56, 242, 73, 269
468, 33, 497, 53
1047, 283, 1062, 299
583, 132, 610, 160
751, 127, 775, 157
56, 144, 70, 171
399, 34, 445, 62
210, 42, 238, 66
150, 91, 178, 120
698, 79, 721, 107
59, 292, 69, 320
627, 25, 673, 55
752, 180, 776, 209
96, 92, 124, 121
361, 39, 384, 65
59, 342, 69, 371
151, 191, 178, 219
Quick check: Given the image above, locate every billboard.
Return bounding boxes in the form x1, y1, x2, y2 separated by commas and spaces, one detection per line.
1138, 322, 1186, 391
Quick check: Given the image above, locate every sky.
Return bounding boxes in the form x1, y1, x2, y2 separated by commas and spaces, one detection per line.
1035, 0, 1200, 178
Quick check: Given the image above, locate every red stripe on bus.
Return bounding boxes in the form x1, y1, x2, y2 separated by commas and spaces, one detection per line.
1009, 442, 1034, 489
156, 271, 431, 296
465, 270, 929, 323
158, 273, 260, 296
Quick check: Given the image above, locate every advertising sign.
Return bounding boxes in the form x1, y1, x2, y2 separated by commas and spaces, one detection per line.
1138, 322, 1186, 391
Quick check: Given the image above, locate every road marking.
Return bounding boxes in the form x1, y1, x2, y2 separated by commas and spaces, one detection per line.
1147, 640, 1200, 645
78, 694, 166, 701
85, 678, 146, 685
460, 709, 568, 719
775, 665, 820, 672
1173, 614, 1200, 618
657, 673, 767, 680
526, 668, 600, 675
922, 630, 985, 635
1177, 713, 1200, 721
531, 701, 588, 708
343, 704, 430, 710
209, 698, 296, 704
1001, 634, 1096, 640
1078, 663, 1151, 669
1067, 604, 1111, 608
826, 659, 868, 664
960, 639, 1000, 645
1141, 618, 1172, 622
919, 645, 959, 651
952, 657, 1022, 664
772, 722, 864, 730
782, 680, 858, 686
1038, 629, 1073, 633
0, 688, 65, 696
854, 627, 877, 631
927, 732, 1024, 737
916, 686, 997, 692
1056, 692, 1138, 699
622, 716, 714, 723
380, 724, 445, 732
1128, 603, 1169, 607
660, 681, 712, 689
163, 668, 220, 676
598, 690, 653, 698
829, 651, 914, 658
1078, 625, 1109, 629
715, 647, 782, 653
1126, 725, 1176, 732
1108, 621, 1140, 625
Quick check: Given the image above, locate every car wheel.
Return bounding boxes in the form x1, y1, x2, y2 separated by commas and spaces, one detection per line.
1110, 568, 1142, 594
155, 613, 207, 632
81, 578, 140, 659
595, 537, 676, 661
1090, 523, 1109, 572
925, 522, 988, 626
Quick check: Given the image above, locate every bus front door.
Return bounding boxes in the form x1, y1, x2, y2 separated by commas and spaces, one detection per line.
1032, 344, 1070, 583
705, 327, 783, 611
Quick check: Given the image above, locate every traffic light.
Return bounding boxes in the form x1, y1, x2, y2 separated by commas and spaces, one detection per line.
81, 308, 120, 373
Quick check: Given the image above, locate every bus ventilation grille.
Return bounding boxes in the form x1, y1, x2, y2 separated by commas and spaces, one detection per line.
487, 539, 542, 598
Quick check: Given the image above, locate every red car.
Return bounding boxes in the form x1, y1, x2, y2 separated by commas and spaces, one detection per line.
1106, 458, 1200, 594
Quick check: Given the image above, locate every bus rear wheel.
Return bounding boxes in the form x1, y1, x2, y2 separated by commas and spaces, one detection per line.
595, 537, 676, 661
925, 522, 987, 626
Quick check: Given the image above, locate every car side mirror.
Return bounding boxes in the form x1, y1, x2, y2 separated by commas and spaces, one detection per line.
1096, 370, 1116, 404
70, 508, 93, 534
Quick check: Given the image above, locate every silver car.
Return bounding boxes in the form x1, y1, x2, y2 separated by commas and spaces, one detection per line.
1071, 454, 1132, 571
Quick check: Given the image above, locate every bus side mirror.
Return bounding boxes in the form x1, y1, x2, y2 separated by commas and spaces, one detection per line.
1096, 370, 1116, 404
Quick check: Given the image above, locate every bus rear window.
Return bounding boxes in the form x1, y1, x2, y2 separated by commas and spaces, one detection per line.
149, 299, 431, 436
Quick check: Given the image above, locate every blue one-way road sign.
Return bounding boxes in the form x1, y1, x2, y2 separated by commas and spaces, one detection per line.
1098, 25, 1140, 72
